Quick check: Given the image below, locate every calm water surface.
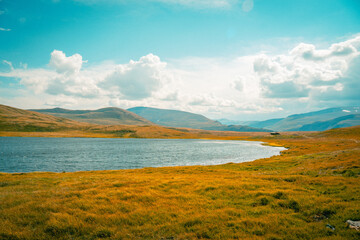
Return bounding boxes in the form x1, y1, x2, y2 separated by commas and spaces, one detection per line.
0, 137, 285, 173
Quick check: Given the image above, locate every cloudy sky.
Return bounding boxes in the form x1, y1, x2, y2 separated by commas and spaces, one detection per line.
0, 0, 359, 121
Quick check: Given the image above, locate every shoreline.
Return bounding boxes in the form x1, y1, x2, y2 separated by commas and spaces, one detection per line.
0, 137, 286, 174
1, 126, 359, 239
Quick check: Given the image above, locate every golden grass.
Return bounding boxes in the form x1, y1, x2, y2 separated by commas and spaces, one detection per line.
0, 126, 360, 239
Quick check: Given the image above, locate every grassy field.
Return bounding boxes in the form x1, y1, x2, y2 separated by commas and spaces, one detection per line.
0, 126, 359, 239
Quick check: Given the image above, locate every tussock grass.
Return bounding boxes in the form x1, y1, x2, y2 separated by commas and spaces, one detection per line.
0, 126, 360, 239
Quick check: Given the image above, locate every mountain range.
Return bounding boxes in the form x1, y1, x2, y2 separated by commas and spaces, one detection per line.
3, 104, 360, 133
31, 106, 271, 132
127, 107, 270, 132
0, 104, 209, 139
220, 107, 360, 132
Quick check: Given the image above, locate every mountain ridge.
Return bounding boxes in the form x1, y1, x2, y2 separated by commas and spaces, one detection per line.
242, 106, 360, 131
128, 106, 271, 132
31, 107, 154, 126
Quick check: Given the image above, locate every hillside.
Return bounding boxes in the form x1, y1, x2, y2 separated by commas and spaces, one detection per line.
0, 104, 213, 139
128, 106, 223, 129
2, 104, 273, 139
297, 114, 360, 131
245, 107, 360, 131
0, 104, 93, 132
128, 107, 271, 132
31, 107, 154, 126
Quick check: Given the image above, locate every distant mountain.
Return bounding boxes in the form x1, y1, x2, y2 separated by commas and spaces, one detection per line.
296, 114, 360, 131
128, 106, 223, 129
216, 118, 244, 125
128, 107, 271, 132
245, 107, 360, 131
31, 107, 154, 126
245, 118, 284, 129
203, 125, 272, 132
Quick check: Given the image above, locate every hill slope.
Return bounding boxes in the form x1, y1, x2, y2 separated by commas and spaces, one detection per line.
31, 107, 154, 126
296, 114, 360, 131
1, 104, 246, 139
128, 107, 271, 132
128, 106, 223, 129
246, 107, 360, 131
0, 104, 92, 132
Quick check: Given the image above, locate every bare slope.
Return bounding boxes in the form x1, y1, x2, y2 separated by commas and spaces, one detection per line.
0, 104, 227, 139
0, 104, 93, 132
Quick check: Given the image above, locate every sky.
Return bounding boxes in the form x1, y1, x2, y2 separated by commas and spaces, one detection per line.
0, 0, 360, 121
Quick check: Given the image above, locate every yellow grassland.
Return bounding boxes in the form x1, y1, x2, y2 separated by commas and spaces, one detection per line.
0, 126, 359, 239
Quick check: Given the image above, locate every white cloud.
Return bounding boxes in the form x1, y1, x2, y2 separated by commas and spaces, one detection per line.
102, 54, 167, 100
0, 27, 11, 31
254, 36, 360, 100
49, 50, 84, 74
0, 51, 170, 103
232, 78, 244, 92
1, 35, 359, 120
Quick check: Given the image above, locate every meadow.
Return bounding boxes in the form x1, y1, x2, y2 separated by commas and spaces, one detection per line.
0, 126, 359, 239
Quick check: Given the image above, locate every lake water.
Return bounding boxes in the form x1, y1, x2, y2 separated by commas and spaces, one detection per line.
0, 137, 285, 173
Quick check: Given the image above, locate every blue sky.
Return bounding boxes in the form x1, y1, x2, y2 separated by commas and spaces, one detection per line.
1, 0, 360, 120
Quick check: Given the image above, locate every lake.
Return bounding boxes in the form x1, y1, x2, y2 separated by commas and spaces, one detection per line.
0, 137, 285, 173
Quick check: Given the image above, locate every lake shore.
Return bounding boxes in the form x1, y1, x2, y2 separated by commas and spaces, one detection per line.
0, 138, 285, 173
0, 126, 359, 239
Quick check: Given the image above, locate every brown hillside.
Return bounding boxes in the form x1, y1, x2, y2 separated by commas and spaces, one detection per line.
31, 107, 154, 126
0, 104, 94, 132
0, 104, 206, 138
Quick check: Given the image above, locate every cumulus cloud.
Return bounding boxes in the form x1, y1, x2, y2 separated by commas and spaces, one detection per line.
49, 50, 84, 74
254, 36, 360, 100
262, 81, 309, 98
1, 35, 359, 120
0, 50, 170, 104
0, 27, 11, 31
102, 54, 167, 100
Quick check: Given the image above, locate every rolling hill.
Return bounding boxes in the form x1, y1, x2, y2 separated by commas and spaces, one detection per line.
128, 107, 271, 132
3, 104, 266, 139
244, 107, 360, 131
0, 104, 204, 138
31, 107, 154, 126
0, 104, 93, 132
127, 106, 223, 129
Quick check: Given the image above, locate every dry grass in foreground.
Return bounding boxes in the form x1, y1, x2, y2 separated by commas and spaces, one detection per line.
0, 126, 359, 239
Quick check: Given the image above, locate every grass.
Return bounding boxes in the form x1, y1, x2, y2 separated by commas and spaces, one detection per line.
0, 126, 359, 239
